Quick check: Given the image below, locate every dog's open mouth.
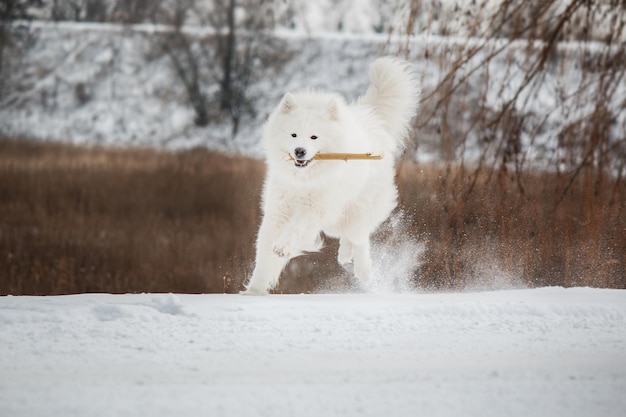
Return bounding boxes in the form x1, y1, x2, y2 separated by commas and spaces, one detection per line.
294, 159, 312, 168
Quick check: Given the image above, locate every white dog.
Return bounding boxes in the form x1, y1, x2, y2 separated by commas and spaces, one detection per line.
243, 57, 420, 295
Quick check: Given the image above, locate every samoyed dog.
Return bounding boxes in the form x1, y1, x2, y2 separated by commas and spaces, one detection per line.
243, 57, 420, 295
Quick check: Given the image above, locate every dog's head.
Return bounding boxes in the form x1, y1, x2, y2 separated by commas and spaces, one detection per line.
264, 92, 345, 174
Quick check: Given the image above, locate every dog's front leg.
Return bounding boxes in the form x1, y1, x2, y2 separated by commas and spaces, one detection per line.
243, 196, 323, 295
243, 211, 291, 295
272, 204, 324, 259
271, 226, 303, 260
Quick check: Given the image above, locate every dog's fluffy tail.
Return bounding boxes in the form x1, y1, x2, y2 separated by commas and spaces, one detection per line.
358, 57, 420, 150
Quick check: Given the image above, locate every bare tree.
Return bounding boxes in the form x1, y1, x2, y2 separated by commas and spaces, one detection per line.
0, 0, 44, 97
155, 0, 288, 134
393, 0, 626, 288
157, 9, 212, 126
48, 0, 110, 21
207, 0, 283, 134
111, 0, 162, 24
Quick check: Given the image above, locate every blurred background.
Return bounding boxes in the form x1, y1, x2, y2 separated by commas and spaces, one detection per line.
1, 0, 625, 295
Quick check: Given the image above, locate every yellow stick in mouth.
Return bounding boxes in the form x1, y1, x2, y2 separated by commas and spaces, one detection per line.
313, 152, 384, 160
285, 152, 385, 161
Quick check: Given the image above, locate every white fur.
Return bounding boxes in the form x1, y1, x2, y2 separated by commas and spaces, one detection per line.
243, 57, 420, 295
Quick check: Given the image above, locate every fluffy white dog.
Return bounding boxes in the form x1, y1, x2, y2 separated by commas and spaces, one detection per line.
243, 57, 420, 295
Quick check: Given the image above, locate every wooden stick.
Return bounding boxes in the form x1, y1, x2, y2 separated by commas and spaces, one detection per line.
313, 152, 384, 160
285, 152, 384, 161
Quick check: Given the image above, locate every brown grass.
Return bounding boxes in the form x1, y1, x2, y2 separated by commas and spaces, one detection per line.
397, 159, 626, 290
385, 0, 626, 290
1, 138, 624, 295
0, 139, 263, 295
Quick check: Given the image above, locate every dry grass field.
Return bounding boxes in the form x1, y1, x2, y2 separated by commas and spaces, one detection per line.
1, 138, 624, 295
0, 139, 262, 294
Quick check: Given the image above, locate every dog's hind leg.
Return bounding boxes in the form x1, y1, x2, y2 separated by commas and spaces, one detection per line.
352, 239, 372, 284
335, 204, 374, 282
337, 237, 354, 265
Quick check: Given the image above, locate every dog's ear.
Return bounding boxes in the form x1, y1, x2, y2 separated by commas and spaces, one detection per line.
327, 97, 340, 121
280, 92, 296, 114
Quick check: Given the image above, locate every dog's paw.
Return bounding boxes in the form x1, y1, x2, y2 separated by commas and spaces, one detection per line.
240, 287, 268, 296
272, 243, 292, 258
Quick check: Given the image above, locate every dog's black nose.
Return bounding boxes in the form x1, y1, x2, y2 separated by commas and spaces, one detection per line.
294, 147, 306, 159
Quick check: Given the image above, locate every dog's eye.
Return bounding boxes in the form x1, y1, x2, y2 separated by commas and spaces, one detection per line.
310, 135, 318, 140
291, 133, 297, 138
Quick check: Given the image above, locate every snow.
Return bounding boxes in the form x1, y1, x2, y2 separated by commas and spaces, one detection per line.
1, 287, 625, 417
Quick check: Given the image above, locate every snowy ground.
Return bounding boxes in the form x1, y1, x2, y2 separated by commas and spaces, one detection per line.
1, 287, 625, 417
